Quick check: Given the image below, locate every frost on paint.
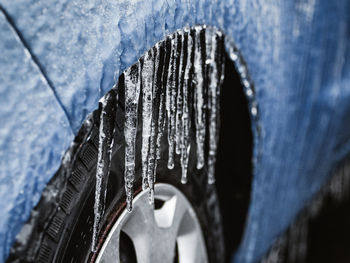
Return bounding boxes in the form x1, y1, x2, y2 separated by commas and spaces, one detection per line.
93, 26, 225, 250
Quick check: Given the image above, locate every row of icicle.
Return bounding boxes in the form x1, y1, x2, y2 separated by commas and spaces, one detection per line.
92, 25, 225, 252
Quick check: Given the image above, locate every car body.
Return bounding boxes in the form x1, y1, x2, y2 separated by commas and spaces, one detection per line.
0, 0, 349, 262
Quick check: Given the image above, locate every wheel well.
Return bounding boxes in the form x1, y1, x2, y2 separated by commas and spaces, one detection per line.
215, 51, 253, 262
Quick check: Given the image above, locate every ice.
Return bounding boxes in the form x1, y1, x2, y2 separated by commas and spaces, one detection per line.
141, 49, 155, 191
93, 91, 116, 252
165, 33, 178, 170
146, 114, 157, 204
207, 29, 225, 184
179, 28, 193, 184
175, 32, 184, 156
155, 41, 167, 162
2, 0, 346, 260
143, 48, 157, 205
193, 26, 206, 170
91, 26, 225, 250
121, 26, 224, 204
124, 63, 141, 212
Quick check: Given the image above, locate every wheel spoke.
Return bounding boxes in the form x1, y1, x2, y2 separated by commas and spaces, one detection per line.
177, 211, 208, 263
122, 206, 155, 263
170, 194, 189, 235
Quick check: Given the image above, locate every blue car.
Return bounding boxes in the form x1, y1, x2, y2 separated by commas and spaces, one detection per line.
0, 0, 349, 262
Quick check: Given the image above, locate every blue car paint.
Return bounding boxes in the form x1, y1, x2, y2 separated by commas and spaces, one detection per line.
0, 0, 349, 262
0, 11, 74, 261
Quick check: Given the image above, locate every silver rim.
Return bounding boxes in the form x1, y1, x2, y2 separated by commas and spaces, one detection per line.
95, 183, 208, 263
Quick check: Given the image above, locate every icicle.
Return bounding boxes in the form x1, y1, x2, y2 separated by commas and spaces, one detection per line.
175, 32, 184, 155
119, 27, 227, 213
141, 50, 155, 191
207, 31, 224, 184
92, 91, 116, 252
124, 63, 141, 212
166, 34, 178, 170
145, 47, 158, 205
91, 27, 231, 252
194, 27, 206, 170
180, 28, 193, 184
146, 117, 157, 204
156, 88, 165, 161
155, 42, 167, 161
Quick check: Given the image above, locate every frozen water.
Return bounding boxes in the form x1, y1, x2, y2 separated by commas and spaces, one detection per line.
3, 0, 349, 262
121, 26, 225, 208
141, 49, 155, 191
78, 28, 219, 230
92, 92, 116, 252
165, 33, 178, 170
175, 32, 184, 156
155, 44, 166, 162
180, 28, 193, 184
0, 12, 74, 262
207, 29, 225, 184
144, 48, 157, 205
194, 26, 206, 170
91, 26, 225, 245
124, 63, 141, 212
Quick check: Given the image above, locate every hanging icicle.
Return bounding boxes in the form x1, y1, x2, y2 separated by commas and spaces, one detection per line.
141, 49, 155, 191
124, 63, 141, 212
121, 26, 225, 197
207, 29, 225, 184
194, 26, 206, 170
180, 28, 193, 184
92, 26, 228, 250
166, 33, 178, 170
92, 91, 116, 252
175, 31, 185, 156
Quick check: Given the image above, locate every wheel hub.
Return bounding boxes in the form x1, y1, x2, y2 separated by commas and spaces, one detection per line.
95, 183, 208, 263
